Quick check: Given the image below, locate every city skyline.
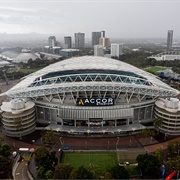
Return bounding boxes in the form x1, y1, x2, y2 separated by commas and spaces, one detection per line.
0, 0, 180, 39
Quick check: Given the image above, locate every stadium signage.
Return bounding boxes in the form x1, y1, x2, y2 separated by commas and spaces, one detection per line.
76, 98, 114, 106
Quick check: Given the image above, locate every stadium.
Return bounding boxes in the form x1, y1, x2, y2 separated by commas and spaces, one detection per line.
0, 56, 179, 137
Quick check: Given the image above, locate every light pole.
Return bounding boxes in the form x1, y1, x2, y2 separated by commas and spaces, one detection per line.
59, 137, 64, 149
116, 137, 119, 150
85, 140, 87, 150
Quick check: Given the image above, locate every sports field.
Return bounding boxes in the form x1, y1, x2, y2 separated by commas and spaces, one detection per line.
145, 66, 167, 74
61, 152, 117, 175
117, 148, 146, 163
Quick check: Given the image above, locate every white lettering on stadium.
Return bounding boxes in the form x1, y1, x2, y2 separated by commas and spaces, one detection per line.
79, 98, 114, 106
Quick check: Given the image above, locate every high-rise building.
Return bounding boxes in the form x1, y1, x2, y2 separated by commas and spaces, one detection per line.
101, 30, 105, 38
75, 32, 85, 49
167, 30, 173, 51
99, 37, 110, 49
48, 36, 56, 47
111, 44, 123, 58
92, 32, 101, 47
94, 45, 104, 56
64, 36, 72, 49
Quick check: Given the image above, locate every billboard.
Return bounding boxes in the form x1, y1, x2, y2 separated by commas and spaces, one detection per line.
76, 98, 115, 106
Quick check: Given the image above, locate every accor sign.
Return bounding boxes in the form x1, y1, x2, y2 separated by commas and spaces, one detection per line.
76, 98, 114, 106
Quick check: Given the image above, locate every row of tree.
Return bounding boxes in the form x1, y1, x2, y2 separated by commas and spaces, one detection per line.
0, 143, 12, 179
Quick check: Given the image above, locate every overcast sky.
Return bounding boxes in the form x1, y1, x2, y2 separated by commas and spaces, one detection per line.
0, 0, 180, 39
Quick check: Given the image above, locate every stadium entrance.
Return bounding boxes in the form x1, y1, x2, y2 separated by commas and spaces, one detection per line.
89, 118, 103, 127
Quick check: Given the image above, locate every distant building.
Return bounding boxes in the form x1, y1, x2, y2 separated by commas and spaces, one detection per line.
75, 32, 85, 49
99, 37, 110, 49
94, 45, 104, 56
59, 49, 80, 57
64, 36, 72, 49
0, 60, 11, 67
111, 44, 123, 58
48, 36, 57, 47
92, 32, 101, 47
167, 30, 173, 51
148, 51, 180, 61
101, 30, 105, 38
52, 46, 61, 54
156, 69, 180, 80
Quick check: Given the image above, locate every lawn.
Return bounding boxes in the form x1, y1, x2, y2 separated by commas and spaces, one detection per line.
19, 68, 41, 73
145, 66, 167, 74
61, 152, 117, 175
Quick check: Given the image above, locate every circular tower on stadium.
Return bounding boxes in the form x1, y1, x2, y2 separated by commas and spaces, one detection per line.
1, 99, 36, 137
1, 56, 179, 136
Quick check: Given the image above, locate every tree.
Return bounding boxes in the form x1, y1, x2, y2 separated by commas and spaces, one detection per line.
34, 146, 49, 162
0, 136, 4, 144
69, 168, 78, 179
76, 166, 93, 179
167, 141, 175, 158
136, 153, 161, 177
154, 117, 163, 132
37, 166, 46, 179
45, 169, 54, 179
0, 155, 9, 177
0, 144, 11, 157
154, 148, 164, 163
141, 128, 156, 137
40, 151, 58, 171
42, 129, 55, 144
104, 171, 113, 179
54, 163, 74, 179
88, 163, 100, 178
165, 156, 180, 176
110, 165, 129, 179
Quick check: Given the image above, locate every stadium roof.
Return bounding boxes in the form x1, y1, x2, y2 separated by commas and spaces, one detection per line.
1, 56, 179, 98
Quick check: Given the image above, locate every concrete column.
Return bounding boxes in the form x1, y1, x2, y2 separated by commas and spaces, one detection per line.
127, 118, 129, 125
88, 119, 90, 127
43, 108, 45, 121
50, 108, 52, 123
74, 120, 76, 127
151, 105, 154, 119
115, 120, 117, 127
138, 108, 140, 121
144, 107, 146, 120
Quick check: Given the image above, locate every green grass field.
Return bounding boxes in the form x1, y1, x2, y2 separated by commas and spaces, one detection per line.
145, 66, 167, 74
19, 68, 42, 73
61, 152, 117, 175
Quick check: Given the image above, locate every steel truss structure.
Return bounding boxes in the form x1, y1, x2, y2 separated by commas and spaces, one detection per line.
2, 56, 178, 99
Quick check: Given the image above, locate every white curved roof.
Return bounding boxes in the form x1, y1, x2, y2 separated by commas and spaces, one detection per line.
12, 53, 39, 63
2, 56, 179, 97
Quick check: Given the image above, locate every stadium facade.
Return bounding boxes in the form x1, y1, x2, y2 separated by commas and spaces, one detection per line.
0, 56, 179, 137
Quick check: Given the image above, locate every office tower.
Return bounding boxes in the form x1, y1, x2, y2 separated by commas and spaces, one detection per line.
92, 32, 101, 47
94, 45, 104, 56
48, 36, 56, 47
167, 30, 173, 51
99, 37, 110, 49
101, 30, 105, 38
75, 32, 85, 49
64, 36, 72, 49
111, 44, 123, 58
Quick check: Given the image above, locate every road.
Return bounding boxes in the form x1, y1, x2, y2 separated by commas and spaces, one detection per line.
14, 160, 29, 180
